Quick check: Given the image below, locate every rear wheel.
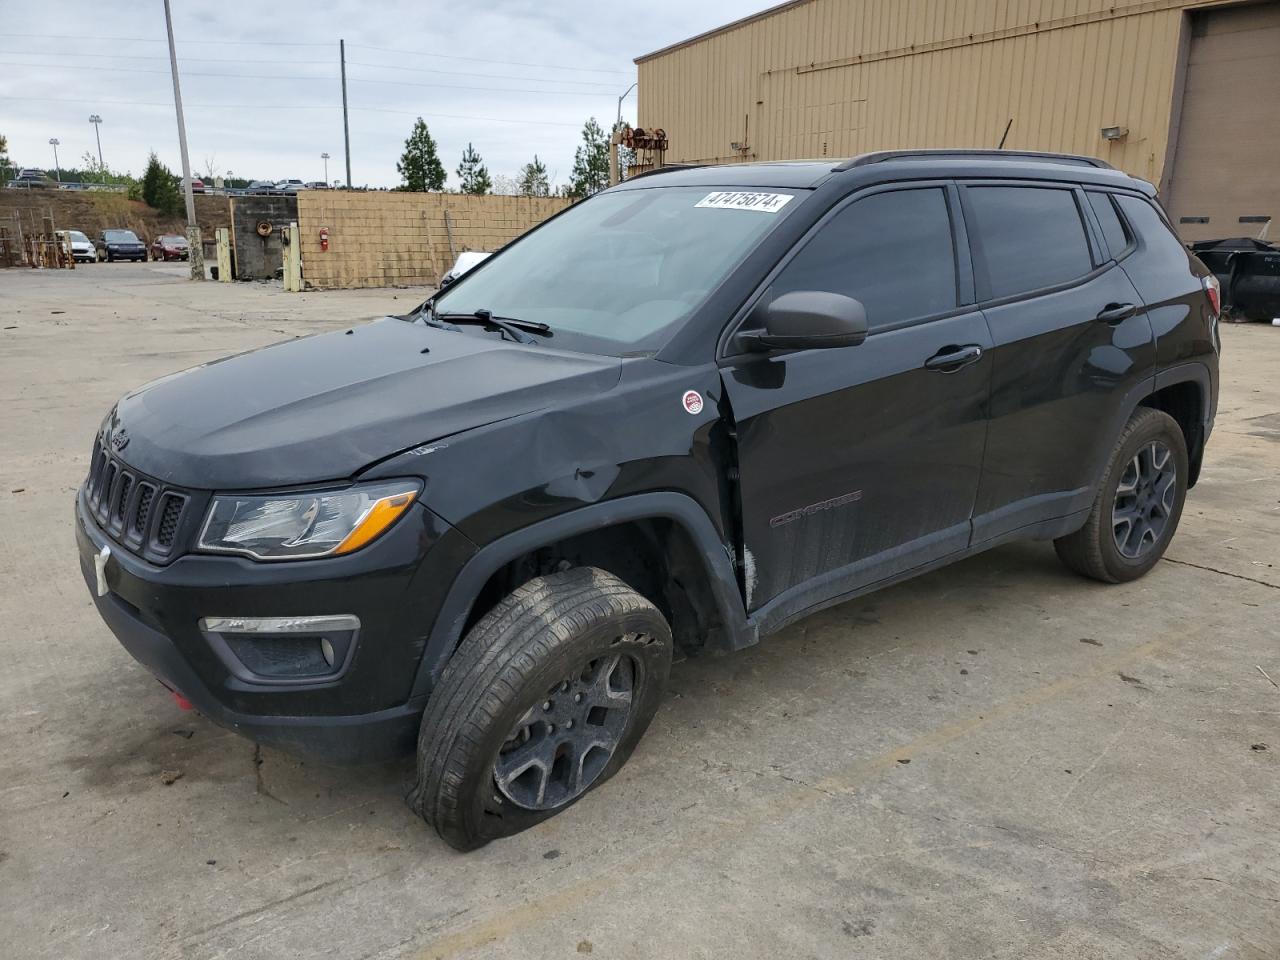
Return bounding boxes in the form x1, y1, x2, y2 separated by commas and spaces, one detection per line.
1055, 407, 1188, 583
408, 567, 672, 850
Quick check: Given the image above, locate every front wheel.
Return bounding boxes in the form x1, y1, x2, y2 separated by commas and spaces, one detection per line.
1055, 407, 1188, 583
408, 567, 672, 851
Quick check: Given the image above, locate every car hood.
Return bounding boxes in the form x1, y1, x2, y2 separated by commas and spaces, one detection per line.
109, 317, 622, 489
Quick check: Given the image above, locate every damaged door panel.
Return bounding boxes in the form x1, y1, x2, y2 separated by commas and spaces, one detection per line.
719, 185, 991, 615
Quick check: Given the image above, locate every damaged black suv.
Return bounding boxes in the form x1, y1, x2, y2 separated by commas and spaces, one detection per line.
77, 151, 1220, 849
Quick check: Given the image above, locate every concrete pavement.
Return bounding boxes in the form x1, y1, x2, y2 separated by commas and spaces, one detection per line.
1, 263, 1276, 959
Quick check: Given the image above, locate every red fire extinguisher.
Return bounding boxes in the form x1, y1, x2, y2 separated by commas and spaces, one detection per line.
319, 227, 329, 252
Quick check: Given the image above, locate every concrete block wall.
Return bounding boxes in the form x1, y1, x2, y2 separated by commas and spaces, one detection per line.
295, 191, 571, 290
230, 195, 299, 281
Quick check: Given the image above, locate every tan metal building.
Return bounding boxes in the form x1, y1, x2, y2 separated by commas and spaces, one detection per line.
634, 0, 1279, 242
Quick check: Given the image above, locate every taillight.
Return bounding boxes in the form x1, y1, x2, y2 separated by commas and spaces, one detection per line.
1203, 275, 1221, 317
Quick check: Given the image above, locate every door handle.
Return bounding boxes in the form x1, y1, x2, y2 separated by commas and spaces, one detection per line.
1095, 302, 1138, 324
924, 343, 983, 372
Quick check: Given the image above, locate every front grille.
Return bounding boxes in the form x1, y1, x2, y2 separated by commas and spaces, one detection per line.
85, 440, 193, 560
156, 495, 183, 547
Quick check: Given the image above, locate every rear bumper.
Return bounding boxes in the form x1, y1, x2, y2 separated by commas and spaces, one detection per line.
76, 487, 475, 762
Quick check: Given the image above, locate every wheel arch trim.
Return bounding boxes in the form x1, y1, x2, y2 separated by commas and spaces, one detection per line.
408, 492, 750, 700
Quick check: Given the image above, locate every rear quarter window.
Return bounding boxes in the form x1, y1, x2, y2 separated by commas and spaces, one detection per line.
966, 186, 1094, 300
1114, 194, 1189, 262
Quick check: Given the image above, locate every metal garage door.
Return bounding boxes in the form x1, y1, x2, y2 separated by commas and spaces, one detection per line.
1164, 2, 1280, 244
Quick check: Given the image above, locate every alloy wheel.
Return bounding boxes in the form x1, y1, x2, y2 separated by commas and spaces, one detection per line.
493, 649, 639, 811
1112, 440, 1177, 559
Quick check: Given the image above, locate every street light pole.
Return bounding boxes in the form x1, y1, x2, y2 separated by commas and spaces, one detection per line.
48, 138, 61, 181
162, 0, 203, 280
321, 151, 330, 184
89, 114, 104, 180
616, 81, 637, 130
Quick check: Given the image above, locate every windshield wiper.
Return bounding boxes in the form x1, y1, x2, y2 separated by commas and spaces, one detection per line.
435, 308, 551, 345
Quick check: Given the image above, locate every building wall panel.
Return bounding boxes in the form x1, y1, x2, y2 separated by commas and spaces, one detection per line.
637, 0, 1246, 186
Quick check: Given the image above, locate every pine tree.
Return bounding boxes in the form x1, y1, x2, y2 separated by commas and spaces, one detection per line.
568, 118, 610, 198
456, 142, 492, 195
397, 118, 446, 192
517, 155, 550, 197
141, 152, 183, 217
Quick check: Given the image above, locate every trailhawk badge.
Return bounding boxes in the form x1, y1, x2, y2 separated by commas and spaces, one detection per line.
94, 544, 111, 598
682, 390, 703, 415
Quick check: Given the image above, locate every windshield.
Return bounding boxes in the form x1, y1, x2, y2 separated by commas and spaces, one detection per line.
105, 230, 139, 242
161, 235, 187, 244
432, 185, 802, 355
69, 231, 89, 243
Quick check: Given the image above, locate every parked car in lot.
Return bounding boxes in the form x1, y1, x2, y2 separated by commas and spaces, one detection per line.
76, 150, 1220, 850
245, 180, 278, 195
8, 168, 53, 189
276, 179, 306, 194
184, 178, 205, 194
95, 228, 146, 262
56, 229, 96, 263
150, 234, 190, 261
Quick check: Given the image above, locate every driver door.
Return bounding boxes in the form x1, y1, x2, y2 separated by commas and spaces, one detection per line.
719, 185, 991, 617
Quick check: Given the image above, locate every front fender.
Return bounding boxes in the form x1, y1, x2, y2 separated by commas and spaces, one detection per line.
406, 491, 752, 700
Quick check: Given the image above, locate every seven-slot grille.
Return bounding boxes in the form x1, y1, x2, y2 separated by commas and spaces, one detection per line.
86, 437, 190, 556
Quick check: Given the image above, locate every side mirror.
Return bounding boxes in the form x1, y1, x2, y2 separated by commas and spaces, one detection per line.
739, 290, 868, 352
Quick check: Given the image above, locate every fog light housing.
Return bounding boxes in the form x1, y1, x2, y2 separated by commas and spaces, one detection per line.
199, 615, 359, 684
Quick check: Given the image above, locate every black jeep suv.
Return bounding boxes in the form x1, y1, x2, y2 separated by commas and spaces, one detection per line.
77, 150, 1220, 849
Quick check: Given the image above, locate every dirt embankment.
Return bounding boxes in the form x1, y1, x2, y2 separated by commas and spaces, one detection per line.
0, 190, 230, 243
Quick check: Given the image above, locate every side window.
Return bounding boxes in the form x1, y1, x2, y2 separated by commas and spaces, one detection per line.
771, 188, 957, 330
1087, 191, 1132, 259
966, 186, 1095, 300
1114, 194, 1189, 261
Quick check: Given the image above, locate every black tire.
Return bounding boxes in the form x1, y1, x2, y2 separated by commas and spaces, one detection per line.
1054, 407, 1188, 583
408, 567, 672, 851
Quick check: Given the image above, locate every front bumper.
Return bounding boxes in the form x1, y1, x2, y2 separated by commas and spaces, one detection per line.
75, 487, 476, 761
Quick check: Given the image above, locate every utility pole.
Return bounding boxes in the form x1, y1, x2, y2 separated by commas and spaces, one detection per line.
340, 39, 352, 188
163, 0, 204, 280
321, 151, 330, 184
48, 138, 61, 181
89, 114, 104, 179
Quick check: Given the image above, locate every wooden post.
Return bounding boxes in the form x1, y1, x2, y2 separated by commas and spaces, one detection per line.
216, 227, 232, 282
443, 208, 458, 261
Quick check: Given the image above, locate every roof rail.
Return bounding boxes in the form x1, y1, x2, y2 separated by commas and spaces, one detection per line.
833, 150, 1112, 172
624, 163, 704, 181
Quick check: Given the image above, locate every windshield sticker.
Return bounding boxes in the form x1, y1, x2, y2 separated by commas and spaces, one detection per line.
695, 191, 793, 214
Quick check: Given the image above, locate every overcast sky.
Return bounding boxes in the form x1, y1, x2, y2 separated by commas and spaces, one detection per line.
0, 0, 759, 190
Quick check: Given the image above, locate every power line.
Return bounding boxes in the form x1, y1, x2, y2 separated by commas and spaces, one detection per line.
344, 60, 618, 88
0, 32, 330, 46
0, 59, 332, 81
345, 42, 631, 75
347, 76, 615, 98
0, 48, 334, 64
0, 59, 614, 97
0, 55, 618, 90
0, 95, 583, 127
0, 33, 633, 74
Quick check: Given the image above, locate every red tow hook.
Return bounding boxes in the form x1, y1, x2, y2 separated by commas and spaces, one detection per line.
172, 692, 194, 711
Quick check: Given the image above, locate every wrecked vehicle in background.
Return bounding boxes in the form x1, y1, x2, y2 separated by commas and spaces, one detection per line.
1189, 236, 1280, 322
76, 150, 1219, 850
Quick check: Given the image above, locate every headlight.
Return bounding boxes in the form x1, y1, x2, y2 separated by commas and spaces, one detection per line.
198, 480, 420, 560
